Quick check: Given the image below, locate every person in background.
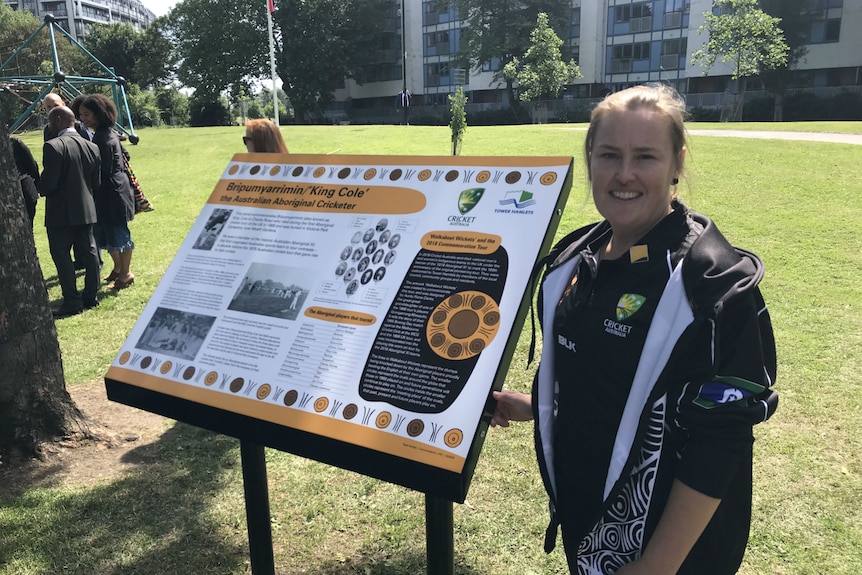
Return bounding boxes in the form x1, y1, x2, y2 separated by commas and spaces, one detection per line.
11, 137, 40, 224
491, 84, 778, 574
44, 92, 94, 270
396, 88, 410, 125
42, 92, 91, 141
243, 119, 288, 153
78, 94, 136, 290
39, 106, 102, 317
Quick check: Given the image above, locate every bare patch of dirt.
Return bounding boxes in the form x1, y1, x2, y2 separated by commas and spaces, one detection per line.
0, 380, 173, 492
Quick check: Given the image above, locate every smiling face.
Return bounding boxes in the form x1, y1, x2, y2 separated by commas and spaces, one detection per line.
589, 108, 684, 249
78, 106, 97, 130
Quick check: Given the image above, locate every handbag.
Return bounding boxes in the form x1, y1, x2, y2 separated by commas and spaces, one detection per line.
121, 145, 153, 213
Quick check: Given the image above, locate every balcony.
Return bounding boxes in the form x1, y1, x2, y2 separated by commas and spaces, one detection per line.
629, 16, 652, 33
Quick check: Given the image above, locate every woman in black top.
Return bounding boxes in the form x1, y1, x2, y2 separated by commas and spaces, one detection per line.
78, 94, 136, 289
491, 85, 777, 574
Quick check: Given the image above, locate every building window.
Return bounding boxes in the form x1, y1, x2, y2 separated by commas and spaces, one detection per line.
616, 2, 652, 32
424, 30, 450, 56
616, 2, 652, 21
571, 7, 580, 39
613, 43, 650, 61
809, 18, 841, 43
425, 62, 452, 87
661, 38, 687, 69
663, 1, 689, 29
611, 42, 650, 73
665, 0, 690, 12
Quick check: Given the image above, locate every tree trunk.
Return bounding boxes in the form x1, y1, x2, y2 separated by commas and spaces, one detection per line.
0, 124, 92, 464
773, 91, 785, 122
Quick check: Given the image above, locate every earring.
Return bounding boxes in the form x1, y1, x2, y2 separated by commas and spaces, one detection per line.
672, 177, 679, 185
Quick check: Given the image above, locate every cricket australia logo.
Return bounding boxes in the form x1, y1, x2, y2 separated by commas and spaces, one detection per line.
457, 188, 485, 214
616, 294, 646, 321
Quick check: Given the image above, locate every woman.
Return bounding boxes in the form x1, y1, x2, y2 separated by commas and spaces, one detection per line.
11, 137, 40, 223
79, 94, 136, 289
492, 85, 778, 574
243, 119, 288, 153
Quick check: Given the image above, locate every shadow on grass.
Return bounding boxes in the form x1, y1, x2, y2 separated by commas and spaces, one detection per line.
41, 269, 123, 309
302, 549, 483, 575
0, 422, 247, 575
1, 422, 487, 575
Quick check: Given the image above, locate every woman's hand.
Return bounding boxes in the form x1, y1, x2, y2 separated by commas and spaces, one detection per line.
490, 390, 533, 427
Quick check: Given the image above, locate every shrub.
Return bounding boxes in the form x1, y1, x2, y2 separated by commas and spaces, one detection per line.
743, 96, 775, 122
784, 92, 828, 121
828, 91, 862, 120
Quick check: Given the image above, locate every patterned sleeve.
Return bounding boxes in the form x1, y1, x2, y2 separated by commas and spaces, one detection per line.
673, 287, 778, 498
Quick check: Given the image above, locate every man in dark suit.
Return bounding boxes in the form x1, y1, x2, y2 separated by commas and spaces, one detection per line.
43, 92, 95, 270
40, 106, 102, 318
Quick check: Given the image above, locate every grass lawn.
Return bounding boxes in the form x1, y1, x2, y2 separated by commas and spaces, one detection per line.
686, 121, 862, 134
2, 122, 861, 574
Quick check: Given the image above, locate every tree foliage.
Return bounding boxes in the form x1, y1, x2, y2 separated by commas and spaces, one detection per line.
443, 0, 570, 81
758, 0, 811, 121
442, 0, 568, 116
155, 86, 190, 126
502, 12, 580, 102
691, 0, 788, 120
449, 87, 467, 156
0, 4, 85, 80
273, 0, 391, 122
165, 0, 269, 100
82, 20, 176, 89
691, 0, 788, 79
188, 92, 232, 126
163, 0, 389, 121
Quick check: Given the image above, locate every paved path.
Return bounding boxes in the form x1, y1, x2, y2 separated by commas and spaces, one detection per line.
687, 129, 862, 146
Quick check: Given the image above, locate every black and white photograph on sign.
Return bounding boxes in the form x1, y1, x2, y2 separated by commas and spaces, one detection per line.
192, 208, 233, 250
229, 262, 310, 320
135, 307, 217, 360
335, 217, 399, 296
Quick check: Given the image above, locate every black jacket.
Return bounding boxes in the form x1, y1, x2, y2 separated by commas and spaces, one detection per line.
532, 203, 778, 574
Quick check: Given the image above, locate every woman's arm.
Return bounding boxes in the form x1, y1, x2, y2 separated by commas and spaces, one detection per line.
614, 480, 721, 575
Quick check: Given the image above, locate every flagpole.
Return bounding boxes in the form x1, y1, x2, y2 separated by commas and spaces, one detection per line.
267, 0, 279, 126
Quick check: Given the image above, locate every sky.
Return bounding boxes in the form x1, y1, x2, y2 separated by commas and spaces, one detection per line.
143, 0, 176, 17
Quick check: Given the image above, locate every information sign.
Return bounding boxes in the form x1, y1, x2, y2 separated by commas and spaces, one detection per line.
105, 153, 572, 502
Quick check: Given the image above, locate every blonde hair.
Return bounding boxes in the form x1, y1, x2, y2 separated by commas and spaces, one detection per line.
584, 84, 688, 181
245, 119, 288, 153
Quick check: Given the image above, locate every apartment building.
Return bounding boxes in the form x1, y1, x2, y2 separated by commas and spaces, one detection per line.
4, 0, 155, 42
336, 0, 862, 115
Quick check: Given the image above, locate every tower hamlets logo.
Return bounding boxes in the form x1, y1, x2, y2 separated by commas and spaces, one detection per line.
616, 294, 646, 321
458, 188, 485, 214
499, 190, 536, 209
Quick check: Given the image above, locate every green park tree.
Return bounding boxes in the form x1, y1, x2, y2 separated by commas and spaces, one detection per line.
502, 12, 580, 102
0, 3, 86, 127
758, 0, 811, 121
164, 0, 388, 122
273, 0, 391, 122
449, 87, 467, 156
82, 20, 176, 89
691, 0, 789, 121
165, 0, 269, 102
442, 0, 570, 118
155, 86, 190, 126
0, 4, 85, 78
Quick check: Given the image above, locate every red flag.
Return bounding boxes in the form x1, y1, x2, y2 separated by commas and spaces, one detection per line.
267, 0, 274, 13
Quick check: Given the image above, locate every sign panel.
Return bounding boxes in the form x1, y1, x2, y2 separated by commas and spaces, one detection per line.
105, 153, 572, 501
